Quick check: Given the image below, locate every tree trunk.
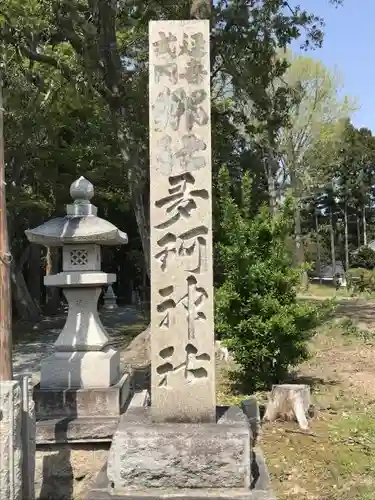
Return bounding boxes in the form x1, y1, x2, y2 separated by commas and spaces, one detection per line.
0, 77, 12, 380
10, 248, 41, 323
315, 212, 322, 283
268, 174, 277, 216
132, 184, 150, 278
290, 170, 307, 287
295, 202, 308, 288
294, 204, 305, 260
115, 121, 151, 278
344, 201, 349, 271
357, 214, 361, 248
330, 210, 336, 277
44, 247, 61, 314
190, 0, 211, 18
27, 244, 42, 306
265, 146, 277, 216
362, 205, 367, 246
263, 384, 312, 430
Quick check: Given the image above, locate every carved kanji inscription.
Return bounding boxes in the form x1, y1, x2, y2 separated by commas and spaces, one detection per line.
156, 277, 208, 336
150, 20, 214, 422
154, 225, 208, 272
153, 87, 208, 133
154, 173, 208, 230
156, 343, 210, 388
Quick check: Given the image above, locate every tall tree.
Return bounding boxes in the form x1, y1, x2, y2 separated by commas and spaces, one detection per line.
277, 53, 354, 281
0, 0, 345, 276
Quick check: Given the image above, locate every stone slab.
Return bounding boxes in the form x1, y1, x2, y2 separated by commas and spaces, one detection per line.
35, 416, 120, 444
87, 401, 276, 500
44, 271, 116, 287
87, 444, 276, 500
107, 406, 251, 493
40, 348, 121, 389
34, 371, 130, 418
88, 490, 275, 499
0, 380, 22, 500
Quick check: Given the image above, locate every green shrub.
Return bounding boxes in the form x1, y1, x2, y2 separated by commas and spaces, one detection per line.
351, 247, 375, 270
347, 268, 375, 294
215, 167, 326, 391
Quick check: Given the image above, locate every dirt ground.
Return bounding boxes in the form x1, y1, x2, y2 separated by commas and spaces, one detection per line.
258, 299, 375, 500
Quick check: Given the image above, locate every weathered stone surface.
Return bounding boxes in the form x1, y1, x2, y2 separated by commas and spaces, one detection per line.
36, 416, 120, 444
50, 286, 113, 352
25, 177, 127, 247
35, 443, 109, 500
35, 390, 148, 445
25, 216, 128, 246
107, 406, 251, 492
88, 491, 275, 500
149, 19, 215, 423
16, 374, 36, 500
40, 348, 121, 389
0, 380, 22, 500
242, 397, 262, 444
34, 372, 130, 419
103, 285, 118, 310
44, 272, 116, 288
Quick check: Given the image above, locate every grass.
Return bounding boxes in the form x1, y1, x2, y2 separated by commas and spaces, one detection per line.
216, 305, 375, 500
301, 283, 375, 300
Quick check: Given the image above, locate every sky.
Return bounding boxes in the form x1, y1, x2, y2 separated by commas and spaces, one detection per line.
292, 0, 375, 132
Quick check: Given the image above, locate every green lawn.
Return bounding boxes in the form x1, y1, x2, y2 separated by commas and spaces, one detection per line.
301, 283, 375, 300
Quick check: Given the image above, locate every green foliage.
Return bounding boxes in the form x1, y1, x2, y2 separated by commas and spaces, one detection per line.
351, 247, 375, 270
215, 166, 324, 390
337, 318, 374, 342
347, 268, 375, 294
0, 0, 350, 315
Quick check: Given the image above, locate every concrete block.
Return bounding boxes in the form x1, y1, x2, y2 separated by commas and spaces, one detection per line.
40, 348, 121, 389
34, 372, 130, 419
0, 380, 22, 500
107, 406, 251, 494
35, 391, 149, 445
36, 416, 120, 444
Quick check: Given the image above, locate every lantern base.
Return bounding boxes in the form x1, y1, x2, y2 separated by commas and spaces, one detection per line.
39, 348, 120, 389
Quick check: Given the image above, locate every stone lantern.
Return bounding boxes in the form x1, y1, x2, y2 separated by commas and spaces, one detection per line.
25, 177, 130, 441
103, 284, 118, 310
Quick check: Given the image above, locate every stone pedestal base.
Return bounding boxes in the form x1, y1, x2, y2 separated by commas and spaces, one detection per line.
105, 406, 251, 498
40, 348, 120, 389
102, 301, 118, 311
0, 381, 22, 500
87, 399, 276, 500
34, 372, 131, 444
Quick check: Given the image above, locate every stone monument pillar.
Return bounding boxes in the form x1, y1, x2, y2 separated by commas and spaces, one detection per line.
25, 177, 131, 442
103, 21, 252, 500
149, 19, 215, 424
